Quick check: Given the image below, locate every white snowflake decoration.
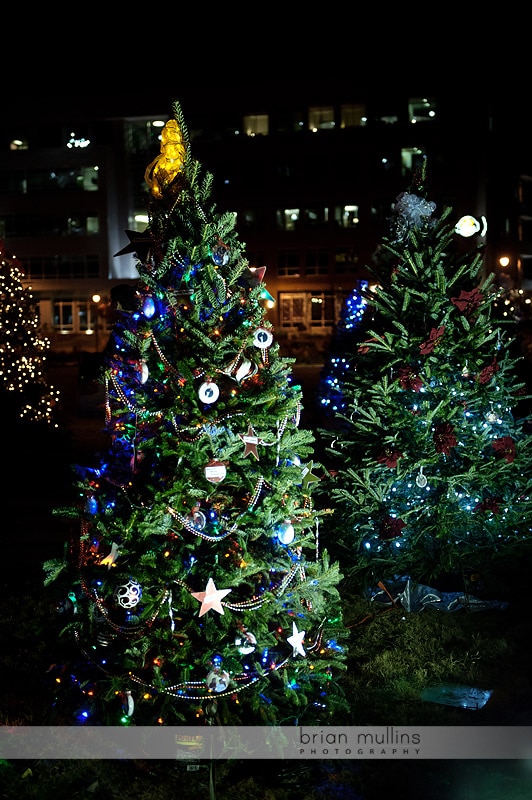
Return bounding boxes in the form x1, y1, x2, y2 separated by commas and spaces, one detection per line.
390, 191, 436, 242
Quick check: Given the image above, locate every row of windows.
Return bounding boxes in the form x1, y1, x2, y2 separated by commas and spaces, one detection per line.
21, 249, 359, 283
279, 292, 340, 329
7, 98, 437, 154
0, 213, 99, 238
242, 198, 396, 233
49, 300, 107, 332
0, 165, 99, 192
0, 201, 390, 246
275, 205, 359, 231
39, 292, 347, 335
1, 204, 362, 240
0, 141, 425, 205
21, 255, 100, 280
242, 97, 436, 137
274, 249, 359, 277
124, 98, 436, 152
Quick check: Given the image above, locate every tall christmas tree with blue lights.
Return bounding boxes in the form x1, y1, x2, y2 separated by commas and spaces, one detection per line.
316, 281, 368, 418
319, 164, 532, 595
45, 101, 348, 727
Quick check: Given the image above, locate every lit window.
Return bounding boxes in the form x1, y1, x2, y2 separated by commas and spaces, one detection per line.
279, 293, 306, 328
408, 97, 437, 123
243, 114, 269, 136
310, 292, 335, 327
308, 106, 335, 132
277, 208, 300, 231
401, 147, 426, 176
340, 104, 367, 128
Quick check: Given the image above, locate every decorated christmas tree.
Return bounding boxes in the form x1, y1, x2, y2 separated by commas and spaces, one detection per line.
0, 239, 60, 426
316, 280, 368, 417
45, 101, 348, 727
318, 163, 532, 596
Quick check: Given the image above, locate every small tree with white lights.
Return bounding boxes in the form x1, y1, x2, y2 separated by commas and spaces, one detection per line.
0, 239, 60, 426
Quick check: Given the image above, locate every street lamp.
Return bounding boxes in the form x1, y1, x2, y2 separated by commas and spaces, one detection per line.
92, 294, 101, 352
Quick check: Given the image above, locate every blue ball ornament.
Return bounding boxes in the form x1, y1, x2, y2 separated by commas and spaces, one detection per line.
211, 242, 230, 266
276, 520, 295, 545
142, 295, 156, 319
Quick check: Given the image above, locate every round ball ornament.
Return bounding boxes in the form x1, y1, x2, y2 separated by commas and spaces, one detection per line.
139, 360, 149, 384
85, 495, 98, 515
142, 295, 156, 319
415, 468, 427, 488
186, 508, 206, 530
206, 668, 231, 693
485, 407, 498, 423
114, 579, 143, 609
235, 358, 257, 383
211, 241, 230, 266
96, 631, 116, 647
276, 520, 295, 545
198, 381, 220, 404
234, 631, 257, 654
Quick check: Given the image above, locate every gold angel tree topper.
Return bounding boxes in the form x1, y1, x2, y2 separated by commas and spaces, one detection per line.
144, 118, 186, 199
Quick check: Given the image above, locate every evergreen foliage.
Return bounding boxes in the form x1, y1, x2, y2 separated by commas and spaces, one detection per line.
318, 164, 532, 593
45, 100, 348, 726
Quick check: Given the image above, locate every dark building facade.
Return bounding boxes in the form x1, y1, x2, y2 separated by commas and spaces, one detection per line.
1, 84, 529, 359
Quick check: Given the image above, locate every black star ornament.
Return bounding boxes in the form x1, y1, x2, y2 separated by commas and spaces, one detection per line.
114, 229, 153, 262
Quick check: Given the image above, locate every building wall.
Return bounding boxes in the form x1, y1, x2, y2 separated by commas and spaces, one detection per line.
0, 87, 520, 360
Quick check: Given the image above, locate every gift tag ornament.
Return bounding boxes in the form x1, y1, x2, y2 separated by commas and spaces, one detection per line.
198, 380, 219, 404
204, 460, 227, 483
253, 327, 273, 349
